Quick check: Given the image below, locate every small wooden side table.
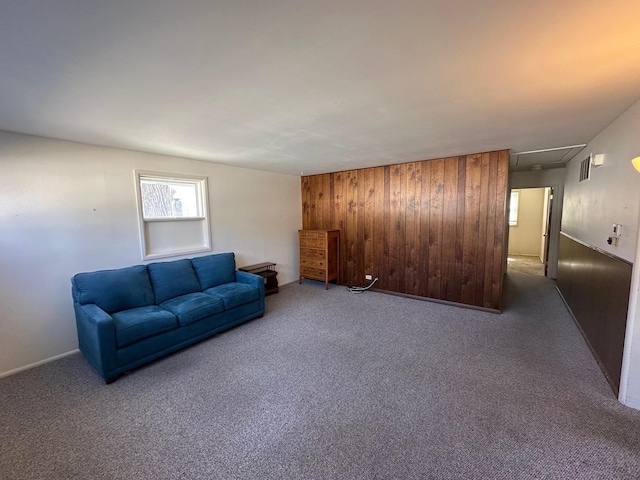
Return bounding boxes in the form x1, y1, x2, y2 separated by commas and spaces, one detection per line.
238, 262, 279, 295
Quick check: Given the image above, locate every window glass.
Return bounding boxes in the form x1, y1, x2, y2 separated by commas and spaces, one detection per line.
509, 190, 519, 226
140, 177, 202, 219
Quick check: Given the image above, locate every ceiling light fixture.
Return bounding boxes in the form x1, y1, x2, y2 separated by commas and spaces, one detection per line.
632, 156, 640, 173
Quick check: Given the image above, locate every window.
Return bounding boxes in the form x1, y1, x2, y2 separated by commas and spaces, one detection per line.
509, 190, 520, 226
139, 176, 204, 219
135, 171, 211, 260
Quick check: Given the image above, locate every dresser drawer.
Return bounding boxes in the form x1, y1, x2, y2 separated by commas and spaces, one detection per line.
300, 248, 326, 259
300, 257, 326, 268
299, 231, 327, 239
300, 238, 327, 248
300, 266, 326, 279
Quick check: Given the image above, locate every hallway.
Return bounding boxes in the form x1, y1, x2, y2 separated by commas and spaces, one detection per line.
507, 254, 545, 276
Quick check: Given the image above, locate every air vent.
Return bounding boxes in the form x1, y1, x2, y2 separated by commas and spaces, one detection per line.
579, 156, 591, 182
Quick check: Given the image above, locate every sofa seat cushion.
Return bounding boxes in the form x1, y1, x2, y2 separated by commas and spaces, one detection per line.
160, 292, 225, 326
205, 282, 260, 310
112, 306, 178, 348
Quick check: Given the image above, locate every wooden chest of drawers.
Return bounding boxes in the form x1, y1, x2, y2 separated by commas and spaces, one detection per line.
298, 229, 340, 289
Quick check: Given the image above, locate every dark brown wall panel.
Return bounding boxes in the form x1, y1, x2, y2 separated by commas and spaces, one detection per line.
557, 233, 632, 393
301, 150, 509, 310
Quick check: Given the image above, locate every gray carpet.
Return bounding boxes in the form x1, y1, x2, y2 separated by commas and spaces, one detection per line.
2, 273, 640, 479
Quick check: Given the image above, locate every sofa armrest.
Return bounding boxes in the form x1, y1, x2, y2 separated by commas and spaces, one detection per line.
236, 271, 265, 310
236, 270, 263, 289
74, 303, 117, 378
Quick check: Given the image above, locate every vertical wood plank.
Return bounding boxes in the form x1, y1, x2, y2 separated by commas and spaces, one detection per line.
491, 151, 509, 309
332, 171, 346, 284
374, 167, 387, 290
309, 175, 319, 229
356, 170, 366, 285
475, 153, 491, 304
382, 166, 391, 290
389, 164, 406, 293
404, 162, 416, 294
441, 157, 458, 301
453, 156, 466, 303
363, 169, 375, 284
313, 174, 326, 229
329, 174, 335, 229
301, 177, 311, 229
483, 152, 498, 308
461, 154, 482, 305
404, 162, 422, 295
345, 171, 358, 286
428, 159, 444, 299
419, 160, 431, 297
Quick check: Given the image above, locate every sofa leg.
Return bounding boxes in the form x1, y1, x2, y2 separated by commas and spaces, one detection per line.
258, 314, 264, 318
105, 375, 120, 385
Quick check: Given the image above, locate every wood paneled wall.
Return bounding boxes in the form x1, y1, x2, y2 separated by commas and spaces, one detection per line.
301, 150, 509, 310
557, 233, 632, 393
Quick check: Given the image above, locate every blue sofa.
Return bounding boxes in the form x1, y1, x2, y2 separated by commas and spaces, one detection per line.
71, 252, 264, 383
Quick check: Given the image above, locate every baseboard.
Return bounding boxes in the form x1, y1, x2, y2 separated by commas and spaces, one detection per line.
371, 288, 501, 314
0, 349, 79, 379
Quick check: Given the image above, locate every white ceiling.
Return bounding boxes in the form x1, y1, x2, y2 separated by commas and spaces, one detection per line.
1, 0, 639, 176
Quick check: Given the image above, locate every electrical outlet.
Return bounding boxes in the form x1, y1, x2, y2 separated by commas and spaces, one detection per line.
365, 274, 372, 280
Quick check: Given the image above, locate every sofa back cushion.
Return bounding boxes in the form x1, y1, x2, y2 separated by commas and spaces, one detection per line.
191, 253, 236, 290
72, 265, 155, 314
148, 259, 202, 304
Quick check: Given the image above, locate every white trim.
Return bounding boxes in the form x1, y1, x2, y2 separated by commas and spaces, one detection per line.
143, 216, 206, 223
618, 206, 640, 410
143, 246, 212, 261
621, 394, 640, 410
0, 349, 79, 378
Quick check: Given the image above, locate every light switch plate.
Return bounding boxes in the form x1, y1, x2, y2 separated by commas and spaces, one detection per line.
613, 224, 623, 237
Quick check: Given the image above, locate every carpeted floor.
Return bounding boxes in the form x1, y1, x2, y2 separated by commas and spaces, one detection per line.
2, 273, 640, 479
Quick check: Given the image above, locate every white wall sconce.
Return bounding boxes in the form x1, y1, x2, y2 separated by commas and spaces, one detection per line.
632, 156, 640, 173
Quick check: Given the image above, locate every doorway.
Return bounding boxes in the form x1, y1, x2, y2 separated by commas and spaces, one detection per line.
507, 187, 552, 277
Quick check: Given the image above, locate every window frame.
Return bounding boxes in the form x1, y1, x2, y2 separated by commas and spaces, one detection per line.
509, 190, 520, 227
134, 170, 211, 260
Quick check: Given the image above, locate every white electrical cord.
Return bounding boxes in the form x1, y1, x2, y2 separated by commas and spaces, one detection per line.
347, 277, 379, 294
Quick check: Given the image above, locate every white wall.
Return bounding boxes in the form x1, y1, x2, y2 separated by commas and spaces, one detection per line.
560, 99, 640, 410
562, 102, 640, 262
510, 168, 566, 278
624, 213, 640, 409
0, 131, 302, 376
508, 188, 546, 258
